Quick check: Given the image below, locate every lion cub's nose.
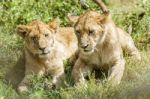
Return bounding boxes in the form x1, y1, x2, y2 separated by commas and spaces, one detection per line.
81, 44, 89, 49
39, 47, 46, 51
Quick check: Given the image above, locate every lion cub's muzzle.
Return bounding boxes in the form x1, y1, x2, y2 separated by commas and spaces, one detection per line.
37, 38, 52, 56
39, 47, 50, 55
80, 43, 93, 53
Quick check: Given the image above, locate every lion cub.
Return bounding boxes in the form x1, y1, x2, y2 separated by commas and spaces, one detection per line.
69, 11, 141, 85
16, 19, 78, 93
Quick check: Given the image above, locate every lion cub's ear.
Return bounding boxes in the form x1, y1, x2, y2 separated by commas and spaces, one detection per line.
96, 12, 111, 24
48, 18, 60, 32
16, 25, 31, 38
67, 14, 79, 26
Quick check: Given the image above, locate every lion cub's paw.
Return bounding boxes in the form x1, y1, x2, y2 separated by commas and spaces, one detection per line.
17, 85, 28, 94
74, 81, 87, 88
131, 53, 142, 62
136, 54, 142, 61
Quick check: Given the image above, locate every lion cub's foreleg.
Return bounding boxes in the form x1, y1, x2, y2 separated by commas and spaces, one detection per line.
17, 67, 44, 93
17, 74, 32, 93
52, 72, 65, 89
17, 65, 65, 93
72, 59, 92, 86
50, 63, 65, 89
108, 59, 125, 85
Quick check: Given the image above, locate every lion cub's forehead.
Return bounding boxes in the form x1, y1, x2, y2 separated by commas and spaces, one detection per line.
28, 20, 51, 35
75, 11, 100, 31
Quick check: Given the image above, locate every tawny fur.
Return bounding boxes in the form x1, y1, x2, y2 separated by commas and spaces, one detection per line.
69, 11, 141, 86
9, 19, 78, 93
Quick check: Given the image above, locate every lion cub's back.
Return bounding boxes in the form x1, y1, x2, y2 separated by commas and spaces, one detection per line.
56, 27, 78, 58
117, 27, 134, 49
57, 27, 77, 47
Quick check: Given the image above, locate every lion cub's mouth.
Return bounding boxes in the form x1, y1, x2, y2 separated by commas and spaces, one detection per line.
84, 49, 92, 52
82, 48, 94, 53
40, 51, 50, 55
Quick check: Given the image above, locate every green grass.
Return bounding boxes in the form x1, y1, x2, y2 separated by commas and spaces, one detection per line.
0, 0, 150, 99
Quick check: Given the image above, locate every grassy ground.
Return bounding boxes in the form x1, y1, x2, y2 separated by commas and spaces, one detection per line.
0, 0, 150, 99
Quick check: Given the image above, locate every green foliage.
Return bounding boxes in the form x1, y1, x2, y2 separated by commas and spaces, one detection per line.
0, 0, 83, 34
111, 1, 150, 49
0, 81, 18, 99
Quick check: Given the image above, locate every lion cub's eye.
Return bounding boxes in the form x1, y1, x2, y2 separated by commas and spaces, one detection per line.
75, 30, 80, 36
31, 36, 37, 43
89, 30, 95, 35
44, 34, 49, 37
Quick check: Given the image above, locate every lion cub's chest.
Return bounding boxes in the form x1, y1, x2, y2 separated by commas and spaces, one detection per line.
43, 52, 64, 74
45, 58, 60, 68
86, 50, 113, 69
36, 41, 71, 75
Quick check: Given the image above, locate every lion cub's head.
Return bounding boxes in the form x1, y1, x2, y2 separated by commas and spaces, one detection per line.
68, 11, 110, 55
17, 19, 60, 58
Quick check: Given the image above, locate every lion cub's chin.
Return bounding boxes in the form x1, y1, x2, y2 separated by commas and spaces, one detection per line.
80, 49, 94, 55
36, 52, 51, 58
